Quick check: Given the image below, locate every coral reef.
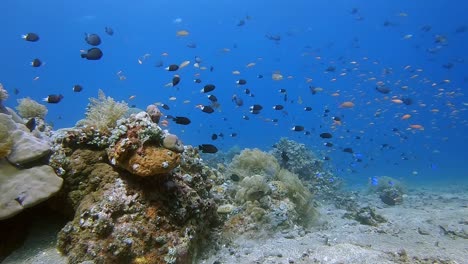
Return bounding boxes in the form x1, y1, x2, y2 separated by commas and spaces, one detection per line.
227, 148, 280, 181
219, 149, 318, 239
120, 146, 181, 176
271, 137, 321, 179
48, 105, 219, 263
106, 112, 183, 177
344, 206, 387, 226
76, 89, 129, 134
15, 97, 48, 119
369, 176, 406, 205
271, 138, 342, 199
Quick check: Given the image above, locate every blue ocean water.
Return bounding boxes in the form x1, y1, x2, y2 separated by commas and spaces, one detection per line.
1, 0, 467, 186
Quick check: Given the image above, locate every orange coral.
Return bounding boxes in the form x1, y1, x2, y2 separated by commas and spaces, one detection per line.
120, 146, 180, 177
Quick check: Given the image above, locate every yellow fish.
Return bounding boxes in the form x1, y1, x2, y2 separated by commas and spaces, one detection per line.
176, 30, 189, 37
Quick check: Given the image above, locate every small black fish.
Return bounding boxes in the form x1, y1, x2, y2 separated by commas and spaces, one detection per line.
85, 33, 101, 46
201, 84, 216, 93
13, 88, 19, 95
160, 104, 170, 110
421, 25, 432, 32
304, 131, 311, 135
172, 75, 181, 86
155, 61, 164, 67
210, 66, 214, 72
194, 78, 202, 83
242, 115, 249, 120
304, 106, 312, 111
272, 118, 278, 123
343, 147, 354, 154
230, 133, 237, 137
72, 85, 83, 92
199, 144, 218, 153
323, 156, 331, 161
291, 125, 304, 131
273, 105, 284, 110
442, 63, 454, 69
105, 27, 114, 36
237, 19, 245, 26
250, 104, 263, 114
166, 64, 179, 71
232, 94, 244, 106
31, 58, 42, 67
375, 86, 391, 94
43, 94, 63, 104
25, 118, 36, 132
244, 88, 251, 95
211, 134, 218, 140
257, 74, 263, 79
236, 79, 247, 85
199, 105, 214, 113
332, 116, 341, 121
81, 48, 103, 60
186, 42, 197, 48
325, 66, 336, 72
207, 94, 218, 102
172, 116, 191, 125
265, 34, 281, 41
324, 142, 333, 147
402, 97, 412, 105
278, 88, 287, 93
320, 132, 333, 139
22, 33, 39, 42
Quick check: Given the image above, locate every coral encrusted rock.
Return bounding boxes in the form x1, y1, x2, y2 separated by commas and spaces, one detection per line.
121, 146, 181, 177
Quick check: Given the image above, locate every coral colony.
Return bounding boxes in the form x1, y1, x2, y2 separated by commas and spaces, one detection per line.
1, 86, 398, 263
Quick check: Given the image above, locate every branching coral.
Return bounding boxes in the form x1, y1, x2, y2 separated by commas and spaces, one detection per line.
77, 89, 129, 134
16, 97, 48, 118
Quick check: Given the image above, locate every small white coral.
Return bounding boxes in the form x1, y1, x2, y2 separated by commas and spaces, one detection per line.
77, 89, 129, 134
16, 97, 48, 118
0, 83, 8, 101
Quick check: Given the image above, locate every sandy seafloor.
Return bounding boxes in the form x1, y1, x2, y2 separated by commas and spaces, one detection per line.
2, 183, 467, 264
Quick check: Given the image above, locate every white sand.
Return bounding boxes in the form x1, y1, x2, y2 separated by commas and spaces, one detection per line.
3, 185, 467, 264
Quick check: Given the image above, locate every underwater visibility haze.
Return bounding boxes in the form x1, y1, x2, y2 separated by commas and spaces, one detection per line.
0, 0, 467, 263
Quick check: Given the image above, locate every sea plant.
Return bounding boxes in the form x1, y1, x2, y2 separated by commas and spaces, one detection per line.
16, 97, 48, 119
77, 89, 128, 134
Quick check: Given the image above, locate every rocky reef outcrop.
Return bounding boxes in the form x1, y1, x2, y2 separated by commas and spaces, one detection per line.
0, 111, 62, 220
49, 108, 220, 263
212, 148, 318, 240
